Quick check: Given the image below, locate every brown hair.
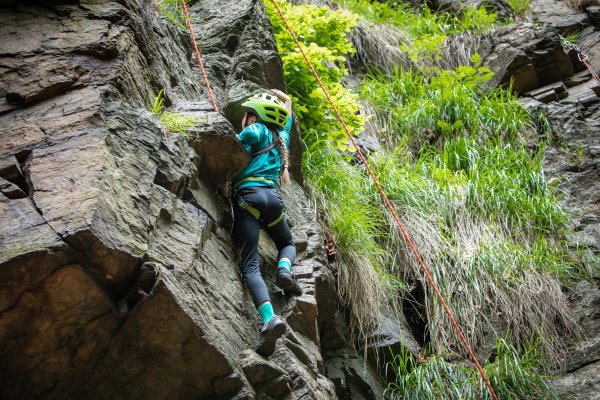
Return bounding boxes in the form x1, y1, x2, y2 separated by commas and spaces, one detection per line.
275, 133, 291, 185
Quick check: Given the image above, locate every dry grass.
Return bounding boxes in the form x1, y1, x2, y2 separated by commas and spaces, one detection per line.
351, 20, 414, 74
434, 32, 486, 71
389, 206, 579, 365
332, 96, 580, 365
352, 21, 487, 75
337, 251, 383, 342
359, 99, 391, 143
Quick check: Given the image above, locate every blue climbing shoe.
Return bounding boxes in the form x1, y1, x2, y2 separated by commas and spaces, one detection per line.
275, 267, 303, 296
256, 315, 287, 357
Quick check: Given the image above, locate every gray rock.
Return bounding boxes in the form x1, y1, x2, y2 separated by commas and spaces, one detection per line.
367, 311, 422, 373
0, 1, 398, 398
241, 350, 289, 386
553, 360, 600, 400
481, 23, 574, 92
588, 5, 600, 25
552, 281, 600, 399
325, 354, 386, 400
530, 0, 592, 34
0, 176, 26, 198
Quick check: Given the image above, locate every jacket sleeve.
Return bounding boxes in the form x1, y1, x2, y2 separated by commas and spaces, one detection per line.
237, 124, 262, 146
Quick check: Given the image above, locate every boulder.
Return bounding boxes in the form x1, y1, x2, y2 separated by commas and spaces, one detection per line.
0, 2, 400, 398
481, 23, 575, 92
530, 0, 592, 34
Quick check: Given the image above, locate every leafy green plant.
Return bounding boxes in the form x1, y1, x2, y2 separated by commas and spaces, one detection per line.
265, 0, 364, 152
151, 89, 204, 137
154, 0, 187, 29
385, 340, 556, 400
361, 58, 528, 147
334, 0, 498, 36
505, 0, 532, 16
267, 0, 584, 372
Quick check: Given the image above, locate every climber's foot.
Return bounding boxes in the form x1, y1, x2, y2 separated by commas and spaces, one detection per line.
256, 315, 287, 357
275, 267, 303, 296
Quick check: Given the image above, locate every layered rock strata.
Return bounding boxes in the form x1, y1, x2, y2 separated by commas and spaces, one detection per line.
0, 0, 412, 398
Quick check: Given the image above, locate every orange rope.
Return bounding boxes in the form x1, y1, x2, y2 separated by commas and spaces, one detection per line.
181, 0, 219, 113
269, 1, 499, 399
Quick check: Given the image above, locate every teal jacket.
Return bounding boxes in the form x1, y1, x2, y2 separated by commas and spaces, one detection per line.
235, 116, 292, 189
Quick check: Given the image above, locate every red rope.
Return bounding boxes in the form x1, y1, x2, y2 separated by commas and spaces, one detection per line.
578, 52, 600, 87
181, 0, 219, 113
269, 1, 499, 399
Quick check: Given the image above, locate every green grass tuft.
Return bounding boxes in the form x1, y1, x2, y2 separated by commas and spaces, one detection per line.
505, 0, 532, 16
150, 89, 204, 137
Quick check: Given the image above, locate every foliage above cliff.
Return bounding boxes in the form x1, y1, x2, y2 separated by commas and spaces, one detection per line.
265, 1, 364, 152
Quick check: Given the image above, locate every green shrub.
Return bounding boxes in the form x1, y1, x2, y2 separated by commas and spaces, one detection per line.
360, 56, 529, 146
265, 0, 364, 152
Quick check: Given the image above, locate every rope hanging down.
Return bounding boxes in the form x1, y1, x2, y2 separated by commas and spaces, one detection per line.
181, 0, 219, 113
268, 1, 499, 399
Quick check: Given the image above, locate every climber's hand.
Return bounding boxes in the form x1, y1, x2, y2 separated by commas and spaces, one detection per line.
271, 89, 292, 113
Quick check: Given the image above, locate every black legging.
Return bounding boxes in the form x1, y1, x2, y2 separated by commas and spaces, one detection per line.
232, 186, 296, 308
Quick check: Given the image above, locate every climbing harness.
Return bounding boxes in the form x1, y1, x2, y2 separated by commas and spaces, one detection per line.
268, 1, 499, 399
181, 1, 498, 398
560, 36, 600, 87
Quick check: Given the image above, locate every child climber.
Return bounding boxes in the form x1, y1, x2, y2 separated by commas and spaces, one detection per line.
232, 89, 303, 357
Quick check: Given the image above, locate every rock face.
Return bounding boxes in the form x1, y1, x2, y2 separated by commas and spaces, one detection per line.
504, 2, 600, 398
0, 0, 399, 399
2, 0, 599, 398
530, 0, 594, 34
481, 22, 575, 92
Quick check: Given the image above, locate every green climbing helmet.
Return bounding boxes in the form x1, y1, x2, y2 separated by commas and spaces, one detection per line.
241, 92, 289, 129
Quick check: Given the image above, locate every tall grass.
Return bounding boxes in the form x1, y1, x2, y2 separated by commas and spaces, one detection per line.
352, 0, 581, 359
303, 140, 392, 339
360, 65, 530, 147
334, 0, 499, 36
370, 138, 577, 362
